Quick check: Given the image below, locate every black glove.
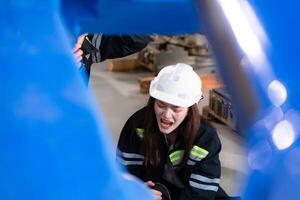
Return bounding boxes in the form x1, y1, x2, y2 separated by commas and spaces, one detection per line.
151, 182, 172, 200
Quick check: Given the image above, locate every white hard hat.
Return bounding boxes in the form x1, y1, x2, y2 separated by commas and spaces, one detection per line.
149, 63, 202, 108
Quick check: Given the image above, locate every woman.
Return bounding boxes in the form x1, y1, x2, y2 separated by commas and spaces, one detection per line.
117, 63, 222, 200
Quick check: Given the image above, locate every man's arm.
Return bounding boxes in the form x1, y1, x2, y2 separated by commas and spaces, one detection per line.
73, 34, 150, 79
97, 35, 151, 61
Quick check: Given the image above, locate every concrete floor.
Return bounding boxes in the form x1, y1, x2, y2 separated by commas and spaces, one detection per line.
89, 61, 248, 197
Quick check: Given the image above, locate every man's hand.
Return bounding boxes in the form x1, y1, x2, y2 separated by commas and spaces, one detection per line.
72, 33, 87, 64
144, 181, 162, 200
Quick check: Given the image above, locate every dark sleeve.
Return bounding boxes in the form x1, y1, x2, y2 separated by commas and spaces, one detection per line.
87, 34, 150, 63
180, 129, 222, 200
116, 115, 144, 179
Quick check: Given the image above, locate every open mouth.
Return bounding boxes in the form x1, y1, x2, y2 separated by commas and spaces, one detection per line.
160, 118, 173, 129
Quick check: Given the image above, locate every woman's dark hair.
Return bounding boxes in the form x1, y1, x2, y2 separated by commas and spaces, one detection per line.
142, 97, 201, 170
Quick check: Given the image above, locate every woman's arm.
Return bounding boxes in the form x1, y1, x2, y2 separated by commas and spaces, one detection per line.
180, 129, 222, 200
116, 114, 145, 179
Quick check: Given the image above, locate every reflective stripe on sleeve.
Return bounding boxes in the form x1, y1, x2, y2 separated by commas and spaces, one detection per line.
117, 150, 144, 166
189, 181, 219, 192
122, 160, 144, 166
91, 34, 102, 62
121, 152, 144, 159
190, 174, 220, 184
189, 145, 209, 161
169, 150, 184, 166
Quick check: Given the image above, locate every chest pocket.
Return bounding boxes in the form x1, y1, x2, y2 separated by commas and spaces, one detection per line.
187, 145, 209, 166
169, 150, 184, 167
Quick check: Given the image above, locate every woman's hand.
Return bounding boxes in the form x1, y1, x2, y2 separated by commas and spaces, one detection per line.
72, 33, 87, 64
144, 181, 162, 200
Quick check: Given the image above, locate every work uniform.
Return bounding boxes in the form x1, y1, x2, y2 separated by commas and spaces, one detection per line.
117, 107, 222, 200
80, 34, 150, 79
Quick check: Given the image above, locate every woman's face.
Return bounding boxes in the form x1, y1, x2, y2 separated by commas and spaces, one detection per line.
154, 99, 189, 134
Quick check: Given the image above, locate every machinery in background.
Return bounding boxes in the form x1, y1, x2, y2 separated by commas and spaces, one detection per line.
107, 34, 215, 73
137, 34, 215, 73
208, 88, 239, 134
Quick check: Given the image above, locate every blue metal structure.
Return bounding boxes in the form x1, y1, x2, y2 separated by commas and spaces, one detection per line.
0, 1, 153, 199
196, 1, 300, 199
62, 0, 201, 34
2, 0, 300, 199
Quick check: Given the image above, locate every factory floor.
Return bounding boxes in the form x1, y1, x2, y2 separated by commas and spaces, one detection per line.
89, 61, 248, 197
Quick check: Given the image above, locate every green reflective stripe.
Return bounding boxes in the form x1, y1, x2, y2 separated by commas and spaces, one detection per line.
169, 150, 184, 159
190, 149, 207, 158
171, 155, 182, 162
172, 160, 181, 166
135, 128, 144, 138
190, 146, 209, 160
190, 151, 205, 159
169, 150, 184, 164
193, 145, 209, 155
